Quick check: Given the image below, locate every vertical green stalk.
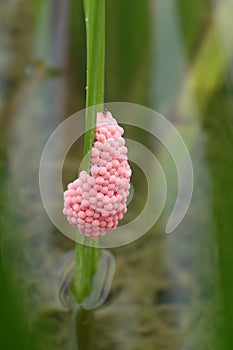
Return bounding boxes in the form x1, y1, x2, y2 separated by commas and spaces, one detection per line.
71, 0, 105, 303
83, 0, 105, 160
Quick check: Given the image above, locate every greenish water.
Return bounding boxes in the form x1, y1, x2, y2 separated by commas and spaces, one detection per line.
0, 1, 233, 349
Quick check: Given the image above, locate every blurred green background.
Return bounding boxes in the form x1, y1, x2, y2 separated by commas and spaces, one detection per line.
0, 0, 233, 349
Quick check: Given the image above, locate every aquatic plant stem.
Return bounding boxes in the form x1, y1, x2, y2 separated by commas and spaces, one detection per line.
71, 0, 105, 303
83, 0, 105, 160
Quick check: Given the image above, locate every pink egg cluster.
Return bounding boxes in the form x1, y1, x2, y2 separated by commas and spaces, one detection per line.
63, 111, 131, 238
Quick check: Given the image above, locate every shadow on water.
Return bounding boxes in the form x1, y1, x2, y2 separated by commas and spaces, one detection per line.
0, 0, 232, 349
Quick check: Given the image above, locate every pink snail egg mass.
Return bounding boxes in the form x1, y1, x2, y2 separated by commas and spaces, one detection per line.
63, 111, 132, 238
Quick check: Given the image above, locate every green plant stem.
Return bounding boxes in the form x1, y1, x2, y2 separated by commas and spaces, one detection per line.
83, 0, 105, 166
71, 0, 105, 303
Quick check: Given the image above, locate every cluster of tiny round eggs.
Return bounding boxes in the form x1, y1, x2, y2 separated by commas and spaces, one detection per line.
63, 111, 131, 238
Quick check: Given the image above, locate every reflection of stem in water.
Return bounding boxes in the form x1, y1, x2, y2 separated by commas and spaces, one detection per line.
66, 308, 94, 350
60, 249, 115, 349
